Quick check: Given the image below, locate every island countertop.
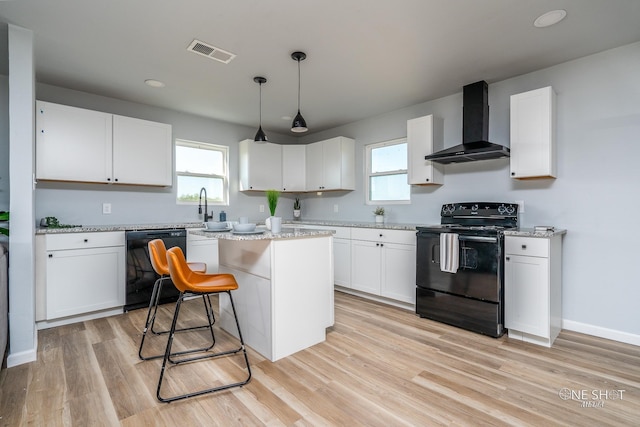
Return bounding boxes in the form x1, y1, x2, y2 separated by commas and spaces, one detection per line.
189, 226, 333, 241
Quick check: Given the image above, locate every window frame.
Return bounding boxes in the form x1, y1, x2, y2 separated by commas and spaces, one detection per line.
175, 139, 229, 206
364, 137, 410, 205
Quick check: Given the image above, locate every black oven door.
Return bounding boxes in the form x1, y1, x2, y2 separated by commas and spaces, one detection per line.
416, 231, 503, 303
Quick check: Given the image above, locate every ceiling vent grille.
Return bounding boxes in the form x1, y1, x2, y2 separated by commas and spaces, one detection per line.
187, 39, 236, 64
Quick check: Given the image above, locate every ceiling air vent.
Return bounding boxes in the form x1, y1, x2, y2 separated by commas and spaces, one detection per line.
187, 39, 236, 64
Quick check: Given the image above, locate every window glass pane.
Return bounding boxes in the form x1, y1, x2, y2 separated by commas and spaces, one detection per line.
371, 144, 407, 174
176, 145, 223, 175
369, 173, 410, 201
176, 175, 224, 203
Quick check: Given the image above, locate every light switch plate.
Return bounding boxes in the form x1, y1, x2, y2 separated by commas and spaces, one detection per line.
102, 203, 111, 214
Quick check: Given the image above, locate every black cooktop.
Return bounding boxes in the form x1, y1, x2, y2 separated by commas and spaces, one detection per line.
417, 202, 519, 236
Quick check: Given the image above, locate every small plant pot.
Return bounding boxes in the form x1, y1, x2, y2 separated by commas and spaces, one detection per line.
375, 215, 384, 224
293, 209, 301, 219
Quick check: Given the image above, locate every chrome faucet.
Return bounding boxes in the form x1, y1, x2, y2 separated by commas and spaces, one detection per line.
198, 187, 213, 221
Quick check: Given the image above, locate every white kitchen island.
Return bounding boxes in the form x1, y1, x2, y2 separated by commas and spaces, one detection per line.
189, 227, 334, 362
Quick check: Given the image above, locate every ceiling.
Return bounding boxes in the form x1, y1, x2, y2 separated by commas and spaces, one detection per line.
1, 0, 640, 137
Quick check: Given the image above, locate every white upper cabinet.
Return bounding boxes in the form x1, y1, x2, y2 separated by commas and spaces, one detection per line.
510, 86, 556, 179
281, 144, 306, 192
35, 101, 172, 186
112, 115, 172, 186
36, 101, 113, 183
407, 115, 444, 185
305, 136, 355, 191
239, 139, 283, 191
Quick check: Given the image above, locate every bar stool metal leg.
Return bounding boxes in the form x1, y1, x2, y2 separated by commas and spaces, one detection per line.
157, 290, 252, 403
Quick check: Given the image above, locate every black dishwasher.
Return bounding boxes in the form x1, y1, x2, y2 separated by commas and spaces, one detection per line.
125, 229, 187, 311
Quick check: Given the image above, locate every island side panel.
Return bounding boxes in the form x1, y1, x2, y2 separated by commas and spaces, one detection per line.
271, 235, 333, 361
218, 239, 273, 360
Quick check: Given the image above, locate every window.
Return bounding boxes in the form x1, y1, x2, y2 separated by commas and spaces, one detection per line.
365, 138, 410, 204
175, 139, 228, 205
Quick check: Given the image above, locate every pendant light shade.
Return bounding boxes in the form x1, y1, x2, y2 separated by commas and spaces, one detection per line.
291, 51, 308, 133
253, 76, 268, 142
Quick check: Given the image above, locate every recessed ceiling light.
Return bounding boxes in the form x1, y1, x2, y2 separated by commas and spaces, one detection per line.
145, 79, 165, 88
534, 9, 567, 28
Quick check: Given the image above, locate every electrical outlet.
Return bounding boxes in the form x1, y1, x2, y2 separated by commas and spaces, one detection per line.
102, 203, 111, 214
515, 200, 524, 213
259, 204, 265, 213
334, 204, 339, 213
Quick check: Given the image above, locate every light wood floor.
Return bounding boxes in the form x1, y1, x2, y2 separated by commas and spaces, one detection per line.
1, 291, 639, 426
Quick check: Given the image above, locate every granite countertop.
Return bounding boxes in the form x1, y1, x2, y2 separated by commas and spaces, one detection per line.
36, 220, 423, 235
190, 226, 333, 241
285, 219, 421, 231
35, 222, 204, 234
503, 228, 567, 238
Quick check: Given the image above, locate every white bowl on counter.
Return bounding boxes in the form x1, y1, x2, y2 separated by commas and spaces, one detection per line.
232, 223, 256, 232
204, 221, 228, 230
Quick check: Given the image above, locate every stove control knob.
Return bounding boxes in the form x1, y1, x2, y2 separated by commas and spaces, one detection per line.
471, 204, 478, 211
506, 205, 516, 214
497, 204, 507, 214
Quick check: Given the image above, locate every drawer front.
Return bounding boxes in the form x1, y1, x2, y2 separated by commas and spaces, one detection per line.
351, 227, 416, 245
46, 231, 125, 251
505, 236, 549, 257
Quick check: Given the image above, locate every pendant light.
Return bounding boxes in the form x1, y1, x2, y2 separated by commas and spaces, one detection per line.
253, 76, 268, 142
291, 51, 308, 133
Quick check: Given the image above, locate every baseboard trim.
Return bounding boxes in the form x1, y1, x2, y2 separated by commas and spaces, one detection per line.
563, 319, 640, 346
335, 287, 414, 311
7, 333, 38, 368
36, 307, 124, 330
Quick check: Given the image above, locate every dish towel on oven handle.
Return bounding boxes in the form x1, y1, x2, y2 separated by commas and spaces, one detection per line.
440, 233, 459, 273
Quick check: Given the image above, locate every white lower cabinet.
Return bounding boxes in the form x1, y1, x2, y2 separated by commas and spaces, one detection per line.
333, 236, 351, 288
42, 232, 125, 322
350, 228, 416, 304
505, 234, 563, 347
186, 232, 219, 273
294, 224, 351, 288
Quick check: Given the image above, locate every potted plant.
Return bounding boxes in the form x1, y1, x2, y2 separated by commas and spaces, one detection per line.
0, 211, 8, 236
373, 206, 385, 224
265, 189, 282, 233
293, 197, 301, 219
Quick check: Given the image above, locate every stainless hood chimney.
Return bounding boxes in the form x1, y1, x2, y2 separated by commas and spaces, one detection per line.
424, 80, 509, 164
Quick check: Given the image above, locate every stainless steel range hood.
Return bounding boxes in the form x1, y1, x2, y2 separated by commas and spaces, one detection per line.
425, 80, 509, 164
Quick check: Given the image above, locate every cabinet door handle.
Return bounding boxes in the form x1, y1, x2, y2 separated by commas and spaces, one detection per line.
506, 256, 510, 261
376, 243, 380, 247
380, 243, 384, 247
48, 254, 53, 258
521, 245, 527, 249
84, 239, 88, 243
379, 233, 383, 237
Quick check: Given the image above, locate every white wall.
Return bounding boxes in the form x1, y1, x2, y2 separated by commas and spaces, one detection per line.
7, 24, 37, 366
0, 75, 8, 214
298, 41, 640, 341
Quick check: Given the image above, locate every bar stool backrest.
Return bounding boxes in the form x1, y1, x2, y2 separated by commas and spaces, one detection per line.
166, 246, 192, 293
148, 239, 170, 276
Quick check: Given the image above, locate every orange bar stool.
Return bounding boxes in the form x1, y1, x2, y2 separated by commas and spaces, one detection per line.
138, 239, 215, 361
157, 246, 251, 402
